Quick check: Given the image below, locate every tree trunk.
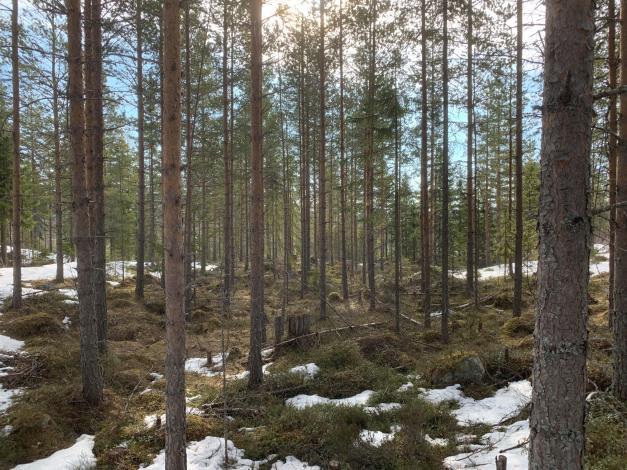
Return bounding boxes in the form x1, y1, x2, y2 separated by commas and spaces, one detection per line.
614, 0, 627, 402
135, 0, 145, 299
339, 0, 349, 301
608, 0, 617, 325
11, 0, 21, 309
52, 13, 64, 283
394, 75, 401, 334
420, 0, 430, 328
513, 0, 524, 317
68, 0, 102, 405
441, 0, 450, 343
466, 0, 474, 297
248, 0, 265, 389
529, 0, 593, 466
183, 3, 193, 316
366, 1, 376, 311
318, 0, 327, 320
222, 0, 233, 314
162, 0, 187, 466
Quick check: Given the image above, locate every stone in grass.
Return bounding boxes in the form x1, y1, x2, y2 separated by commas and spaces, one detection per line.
430, 354, 486, 387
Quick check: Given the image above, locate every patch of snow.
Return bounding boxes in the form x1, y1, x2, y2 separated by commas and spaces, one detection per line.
286, 390, 374, 410
425, 434, 448, 447
0, 387, 21, 413
185, 353, 229, 377
141, 434, 319, 470
0, 335, 24, 353
363, 402, 402, 414
443, 420, 529, 469
13, 434, 96, 470
144, 407, 202, 429
289, 363, 320, 380
397, 382, 414, 392
232, 362, 273, 380
139, 388, 153, 395
149, 372, 163, 382
62, 316, 71, 329
1, 424, 13, 436
420, 380, 532, 425
359, 425, 401, 447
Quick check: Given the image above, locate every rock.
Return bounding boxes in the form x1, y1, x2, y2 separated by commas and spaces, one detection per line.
431, 355, 486, 386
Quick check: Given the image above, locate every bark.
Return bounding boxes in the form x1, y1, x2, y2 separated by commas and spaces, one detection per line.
614, 0, 627, 401
68, 0, 102, 405
162, 0, 187, 466
184, 2, 193, 316
135, 0, 145, 299
280, 69, 289, 319
513, 0, 524, 317
52, 13, 63, 283
466, 0, 474, 297
339, 0, 349, 301
441, 0, 450, 343
609, 0, 617, 323
248, 0, 264, 389
394, 76, 401, 334
365, 1, 376, 311
420, 0, 430, 327
222, 0, 233, 314
318, 0, 327, 320
529, 0, 593, 467
11, 0, 21, 309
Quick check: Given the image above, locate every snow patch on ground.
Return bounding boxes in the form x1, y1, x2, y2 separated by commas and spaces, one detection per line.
286, 390, 374, 409
13, 434, 96, 470
0, 334, 24, 414
144, 407, 202, 429
425, 434, 448, 447
185, 353, 229, 377
289, 363, 320, 380
0, 335, 24, 353
359, 425, 401, 447
397, 382, 414, 392
140, 435, 319, 469
444, 420, 529, 469
420, 380, 531, 425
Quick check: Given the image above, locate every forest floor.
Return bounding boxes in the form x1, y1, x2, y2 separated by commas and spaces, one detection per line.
0, 252, 625, 469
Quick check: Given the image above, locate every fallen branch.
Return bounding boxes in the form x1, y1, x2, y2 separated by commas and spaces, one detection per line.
274, 321, 386, 349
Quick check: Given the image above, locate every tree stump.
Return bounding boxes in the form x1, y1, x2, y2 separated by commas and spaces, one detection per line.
495, 455, 507, 470
274, 316, 284, 345
287, 314, 311, 338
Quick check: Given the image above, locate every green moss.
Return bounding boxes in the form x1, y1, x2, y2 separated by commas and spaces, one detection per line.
3, 312, 64, 338
501, 315, 535, 337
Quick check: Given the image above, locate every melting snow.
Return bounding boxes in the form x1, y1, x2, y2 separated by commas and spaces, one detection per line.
444, 420, 529, 469
359, 425, 401, 447
13, 434, 96, 470
420, 380, 531, 425
397, 382, 414, 392
185, 353, 229, 377
286, 390, 374, 409
425, 434, 448, 447
140, 435, 319, 469
289, 363, 320, 380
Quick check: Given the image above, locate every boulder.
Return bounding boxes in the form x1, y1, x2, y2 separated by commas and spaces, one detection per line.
431, 355, 486, 386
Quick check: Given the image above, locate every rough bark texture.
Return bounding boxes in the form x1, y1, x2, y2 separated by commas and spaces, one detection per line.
222, 0, 233, 314
466, 0, 474, 297
441, 0, 449, 343
614, 0, 627, 401
420, 0, 430, 328
365, 1, 376, 312
609, 0, 617, 324
11, 0, 21, 309
183, 3, 193, 317
135, 0, 145, 299
318, 0, 327, 320
248, 0, 265, 389
68, 0, 102, 406
529, 0, 593, 467
162, 0, 187, 466
513, 0, 524, 317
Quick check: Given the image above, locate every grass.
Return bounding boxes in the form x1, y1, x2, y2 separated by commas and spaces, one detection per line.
0, 263, 623, 469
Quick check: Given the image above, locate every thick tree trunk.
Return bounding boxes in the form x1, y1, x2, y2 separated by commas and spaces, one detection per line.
135, 0, 145, 299
529, 0, 593, 466
11, 0, 21, 309
441, 0, 450, 343
614, 0, 627, 402
513, 0, 524, 317
420, 0, 430, 328
248, 0, 264, 389
318, 0, 327, 320
366, 1, 376, 311
68, 0, 102, 406
162, 0, 187, 466
394, 77, 401, 334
